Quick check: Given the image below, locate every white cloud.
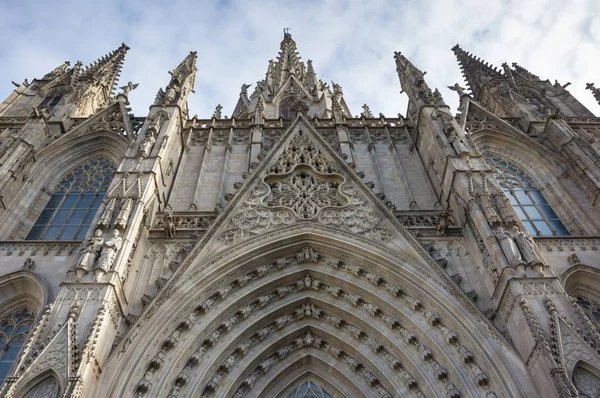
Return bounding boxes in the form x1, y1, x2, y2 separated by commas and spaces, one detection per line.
0, 0, 599, 118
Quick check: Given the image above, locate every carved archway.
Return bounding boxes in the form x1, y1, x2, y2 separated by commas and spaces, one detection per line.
572, 362, 600, 397
100, 227, 534, 398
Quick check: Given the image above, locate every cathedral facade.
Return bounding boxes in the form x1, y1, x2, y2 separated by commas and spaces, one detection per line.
0, 32, 599, 397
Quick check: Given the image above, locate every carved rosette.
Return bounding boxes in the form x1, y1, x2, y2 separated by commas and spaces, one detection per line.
219, 130, 393, 245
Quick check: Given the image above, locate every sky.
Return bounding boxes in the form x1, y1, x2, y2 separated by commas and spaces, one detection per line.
1, 0, 599, 118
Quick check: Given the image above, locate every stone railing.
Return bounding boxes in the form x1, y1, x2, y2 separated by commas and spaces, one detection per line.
0, 241, 81, 256
534, 237, 599, 252
151, 212, 217, 239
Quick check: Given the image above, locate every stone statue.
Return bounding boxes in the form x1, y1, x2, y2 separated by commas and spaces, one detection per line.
492, 193, 517, 225
119, 81, 139, 96
511, 226, 542, 265
76, 229, 104, 277
477, 193, 500, 226
494, 226, 525, 267
436, 212, 452, 236
164, 211, 176, 239
240, 83, 252, 99
96, 229, 123, 273
447, 83, 466, 96
115, 197, 133, 231
139, 132, 156, 157
98, 197, 116, 229
448, 132, 469, 156
164, 85, 176, 104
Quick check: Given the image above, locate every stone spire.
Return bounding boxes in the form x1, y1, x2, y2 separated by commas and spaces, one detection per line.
232, 30, 350, 119
394, 51, 436, 107
42, 61, 71, 80
78, 42, 129, 97
155, 51, 198, 107
451, 44, 503, 99
586, 82, 600, 106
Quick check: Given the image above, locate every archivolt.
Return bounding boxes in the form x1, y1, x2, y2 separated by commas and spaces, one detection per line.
104, 230, 534, 398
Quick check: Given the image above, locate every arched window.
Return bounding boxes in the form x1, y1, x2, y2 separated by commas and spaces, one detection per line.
0, 308, 35, 386
26, 157, 115, 241
23, 376, 60, 398
279, 96, 309, 119
577, 296, 600, 327
286, 380, 333, 398
573, 366, 600, 398
485, 155, 569, 236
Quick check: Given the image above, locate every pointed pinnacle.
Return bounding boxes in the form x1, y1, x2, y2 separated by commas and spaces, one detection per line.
451, 44, 502, 99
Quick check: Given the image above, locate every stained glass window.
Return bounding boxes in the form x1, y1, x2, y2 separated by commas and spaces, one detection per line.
0, 308, 35, 386
485, 155, 569, 237
286, 380, 333, 398
577, 296, 600, 326
26, 157, 115, 241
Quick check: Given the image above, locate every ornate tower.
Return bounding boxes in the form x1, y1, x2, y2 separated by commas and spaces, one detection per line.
0, 32, 598, 398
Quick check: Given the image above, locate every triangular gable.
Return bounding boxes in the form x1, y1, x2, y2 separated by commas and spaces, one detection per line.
162, 115, 448, 282
554, 314, 600, 374
66, 101, 135, 142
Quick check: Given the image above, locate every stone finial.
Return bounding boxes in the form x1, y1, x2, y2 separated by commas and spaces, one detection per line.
213, 104, 223, 119
361, 104, 374, 118
586, 82, 600, 105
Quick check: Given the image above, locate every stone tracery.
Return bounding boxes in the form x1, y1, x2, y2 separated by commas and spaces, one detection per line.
219, 128, 394, 245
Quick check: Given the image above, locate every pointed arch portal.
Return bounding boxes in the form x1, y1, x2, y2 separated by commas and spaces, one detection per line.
102, 227, 533, 397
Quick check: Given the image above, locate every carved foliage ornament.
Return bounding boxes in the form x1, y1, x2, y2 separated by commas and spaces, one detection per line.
219, 130, 393, 244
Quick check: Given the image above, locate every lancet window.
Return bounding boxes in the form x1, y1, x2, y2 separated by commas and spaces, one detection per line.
285, 380, 333, 398
0, 308, 35, 386
26, 157, 115, 241
485, 155, 569, 236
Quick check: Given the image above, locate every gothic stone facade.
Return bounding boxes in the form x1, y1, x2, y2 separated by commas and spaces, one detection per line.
0, 33, 599, 397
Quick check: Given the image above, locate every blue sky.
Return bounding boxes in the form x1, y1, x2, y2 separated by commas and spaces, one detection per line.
1, 0, 599, 117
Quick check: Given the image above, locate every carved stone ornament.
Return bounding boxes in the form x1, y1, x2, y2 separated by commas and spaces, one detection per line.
218, 129, 393, 245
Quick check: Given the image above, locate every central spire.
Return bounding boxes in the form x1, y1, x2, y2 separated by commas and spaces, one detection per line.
231, 31, 351, 119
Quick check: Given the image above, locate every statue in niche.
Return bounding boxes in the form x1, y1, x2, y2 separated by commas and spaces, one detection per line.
492, 193, 517, 225
115, 197, 133, 231
138, 132, 156, 157
98, 197, 116, 230
76, 229, 104, 276
96, 229, 123, 272
164, 211, 176, 239
494, 225, 525, 267
164, 85, 176, 104
436, 212, 452, 236
448, 131, 469, 157
510, 226, 542, 266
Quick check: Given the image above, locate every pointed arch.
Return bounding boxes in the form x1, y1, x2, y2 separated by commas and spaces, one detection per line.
0, 271, 49, 314
101, 227, 534, 398
13, 369, 63, 398
572, 361, 600, 398
2, 126, 127, 240
274, 368, 347, 398
468, 105, 599, 234
0, 271, 48, 389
